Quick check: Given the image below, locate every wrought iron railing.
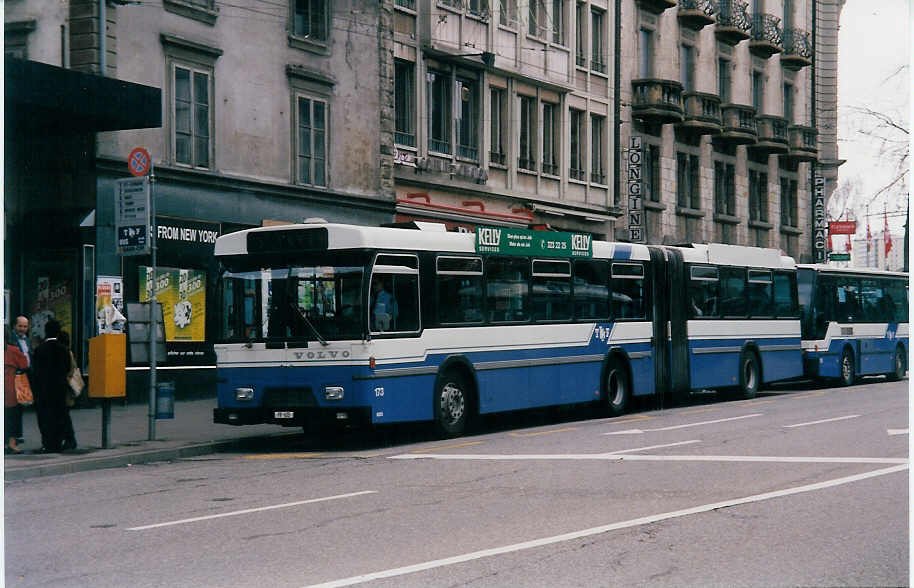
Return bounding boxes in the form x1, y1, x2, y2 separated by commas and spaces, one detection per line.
429, 138, 451, 154
569, 168, 586, 181
782, 28, 812, 60
750, 13, 782, 47
518, 157, 537, 172
717, 0, 750, 32
457, 144, 479, 160
591, 58, 606, 74
542, 162, 559, 176
679, 0, 717, 18
489, 151, 506, 165
576, 53, 587, 67
395, 131, 416, 147
396, 0, 416, 10
591, 172, 606, 184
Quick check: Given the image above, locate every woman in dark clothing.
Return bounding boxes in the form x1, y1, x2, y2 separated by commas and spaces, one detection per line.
4, 329, 28, 453
58, 330, 78, 450
31, 319, 71, 453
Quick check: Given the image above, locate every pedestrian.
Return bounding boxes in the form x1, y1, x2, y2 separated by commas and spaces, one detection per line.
31, 319, 71, 453
4, 329, 28, 454
13, 315, 32, 445
58, 330, 79, 450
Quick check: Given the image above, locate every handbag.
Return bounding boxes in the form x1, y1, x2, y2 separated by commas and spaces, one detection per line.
67, 351, 84, 403
14, 373, 33, 406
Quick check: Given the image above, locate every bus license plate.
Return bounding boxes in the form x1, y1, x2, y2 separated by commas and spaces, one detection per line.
274, 411, 294, 419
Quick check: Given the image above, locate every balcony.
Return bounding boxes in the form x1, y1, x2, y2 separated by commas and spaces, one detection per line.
714, 104, 757, 145
679, 92, 722, 136
749, 13, 782, 58
715, 0, 750, 45
631, 79, 683, 125
749, 115, 789, 155
781, 28, 812, 69
786, 124, 817, 162
678, 0, 717, 30
636, 0, 677, 14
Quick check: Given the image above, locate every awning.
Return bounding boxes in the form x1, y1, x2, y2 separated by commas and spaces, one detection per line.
529, 203, 616, 223
5, 56, 162, 133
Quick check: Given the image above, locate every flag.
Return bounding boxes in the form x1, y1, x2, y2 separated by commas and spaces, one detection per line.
885, 209, 893, 255
827, 233, 833, 251
845, 235, 852, 252
866, 219, 872, 253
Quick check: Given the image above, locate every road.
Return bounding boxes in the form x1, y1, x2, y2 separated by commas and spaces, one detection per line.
5, 378, 909, 587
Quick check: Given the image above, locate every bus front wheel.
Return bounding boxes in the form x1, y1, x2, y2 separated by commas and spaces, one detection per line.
434, 372, 468, 438
839, 348, 856, 386
887, 346, 906, 381
738, 351, 760, 400
604, 359, 630, 417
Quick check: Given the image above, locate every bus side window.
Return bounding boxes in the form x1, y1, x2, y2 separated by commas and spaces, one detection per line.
689, 266, 719, 318
719, 267, 747, 317
486, 256, 530, 323
611, 263, 645, 319
836, 277, 860, 323
886, 279, 908, 323
773, 272, 797, 318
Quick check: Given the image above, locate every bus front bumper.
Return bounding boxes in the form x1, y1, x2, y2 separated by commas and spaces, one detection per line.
214, 406, 371, 428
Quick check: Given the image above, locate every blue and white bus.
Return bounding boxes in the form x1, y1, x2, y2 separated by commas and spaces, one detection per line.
212, 222, 803, 437
797, 265, 908, 385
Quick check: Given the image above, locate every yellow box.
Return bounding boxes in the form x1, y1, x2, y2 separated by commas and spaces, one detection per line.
88, 333, 126, 398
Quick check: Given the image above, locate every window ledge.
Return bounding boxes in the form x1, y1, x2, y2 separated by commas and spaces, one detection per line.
749, 219, 773, 230
643, 200, 666, 211
780, 225, 803, 235
288, 33, 330, 56
676, 206, 705, 218
518, 168, 538, 176
713, 213, 741, 225
163, 0, 219, 25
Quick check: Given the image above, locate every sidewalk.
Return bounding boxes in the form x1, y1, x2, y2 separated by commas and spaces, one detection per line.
4, 399, 296, 481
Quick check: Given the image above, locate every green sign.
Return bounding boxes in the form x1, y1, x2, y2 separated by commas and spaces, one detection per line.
829, 253, 851, 261
476, 226, 592, 258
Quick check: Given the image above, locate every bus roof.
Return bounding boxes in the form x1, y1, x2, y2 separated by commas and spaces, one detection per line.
796, 264, 909, 279
671, 243, 796, 269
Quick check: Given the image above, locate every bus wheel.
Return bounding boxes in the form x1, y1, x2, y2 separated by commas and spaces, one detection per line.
604, 359, 630, 417
839, 348, 856, 386
887, 346, 906, 381
434, 373, 468, 438
738, 351, 760, 399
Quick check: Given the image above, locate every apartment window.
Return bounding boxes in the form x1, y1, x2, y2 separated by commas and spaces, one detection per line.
456, 78, 479, 160
542, 103, 558, 175
591, 8, 606, 73
714, 161, 736, 216
293, 0, 328, 41
752, 70, 764, 113
591, 114, 605, 184
780, 176, 798, 227
783, 0, 794, 29
528, 0, 545, 37
575, 3, 586, 66
428, 70, 451, 154
173, 64, 212, 169
468, 0, 488, 17
718, 58, 731, 103
749, 169, 769, 222
394, 60, 415, 147
500, 0, 517, 25
519, 95, 536, 171
783, 82, 794, 123
644, 143, 661, 202
677, 152, 700, 209
680, 44, 695, 92
490, 87, 507, 165
552, 0, 565, 44
296, 96, 327, 187
639, 28, 654, 78
569, 108, 586, 181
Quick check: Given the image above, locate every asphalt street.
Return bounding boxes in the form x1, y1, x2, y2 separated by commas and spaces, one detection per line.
4, 377, 909, 587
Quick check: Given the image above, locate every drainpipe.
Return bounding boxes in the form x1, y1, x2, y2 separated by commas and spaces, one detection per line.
613, 0, 621, 221
810, 0, 816, 262
99, 0, 106, 76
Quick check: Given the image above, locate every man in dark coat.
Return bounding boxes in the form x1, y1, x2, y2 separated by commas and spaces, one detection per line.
31, 319, 71, 452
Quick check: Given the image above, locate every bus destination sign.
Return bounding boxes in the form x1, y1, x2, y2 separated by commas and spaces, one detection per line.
476, 226, 592, 258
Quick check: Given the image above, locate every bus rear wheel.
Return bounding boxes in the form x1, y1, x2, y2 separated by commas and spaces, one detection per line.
434, 372, 468, 438
604, 359, 630, 417
887, 346, 906, 381
839, 348, 856, 386
738, 351, 760, 400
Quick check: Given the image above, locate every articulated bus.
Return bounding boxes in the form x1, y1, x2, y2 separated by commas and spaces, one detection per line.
797, 265, 908, 385
213, 222, 803, 437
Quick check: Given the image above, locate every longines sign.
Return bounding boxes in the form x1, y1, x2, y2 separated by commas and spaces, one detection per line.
627, 136, 644, 243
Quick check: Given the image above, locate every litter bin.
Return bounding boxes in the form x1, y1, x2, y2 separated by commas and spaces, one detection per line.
156, 382, 175, 420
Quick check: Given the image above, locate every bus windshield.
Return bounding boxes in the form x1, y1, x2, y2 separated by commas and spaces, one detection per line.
218, 253, 367, 343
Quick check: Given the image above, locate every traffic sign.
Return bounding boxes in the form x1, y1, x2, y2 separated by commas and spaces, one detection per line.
115, 177, 151, 256
829, 253, 851, 262
128, 147, 151, 177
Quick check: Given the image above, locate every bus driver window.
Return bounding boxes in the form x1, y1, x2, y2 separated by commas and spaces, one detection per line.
371, 277, 396, 331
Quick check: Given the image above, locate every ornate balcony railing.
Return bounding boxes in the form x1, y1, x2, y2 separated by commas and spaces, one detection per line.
749, 13, 782, 58
635, 0, 677, 15
787, 124, 817, 162
679, 92, 722, 135
781, 28, 812, 69
716, 103, 757, 145
631, 79, 684, 124
489, 151, 506, 166
395, 131, 416, 147
715, 0, 750, 45
678, 0, 717, 30
750, 115, 789, 154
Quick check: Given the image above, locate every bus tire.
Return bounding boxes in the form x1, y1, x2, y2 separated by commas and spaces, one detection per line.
738, 350, 760, 400
839, 348, 856, 386
887, 346, 906, 381
434, 372, 468, 438
603, 359, 630, 417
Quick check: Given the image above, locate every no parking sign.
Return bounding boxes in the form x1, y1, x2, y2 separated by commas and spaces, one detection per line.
128, 147, 151, 177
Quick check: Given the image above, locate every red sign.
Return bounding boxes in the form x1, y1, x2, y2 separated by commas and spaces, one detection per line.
128, 147, 151, 177
828, 221, 857, 235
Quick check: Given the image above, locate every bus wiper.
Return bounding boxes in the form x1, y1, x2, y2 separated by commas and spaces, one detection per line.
289, 302, 329, 346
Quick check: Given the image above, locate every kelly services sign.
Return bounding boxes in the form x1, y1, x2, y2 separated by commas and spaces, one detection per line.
476, 226, 592, 258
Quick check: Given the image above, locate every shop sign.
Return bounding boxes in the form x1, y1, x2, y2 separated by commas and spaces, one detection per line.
475, 225, 592, 258
115, 177, 150, 256
813, 175, 827, 263
627, 136, 644, 243
154, 218, 221, 260
828, 221, 857, 235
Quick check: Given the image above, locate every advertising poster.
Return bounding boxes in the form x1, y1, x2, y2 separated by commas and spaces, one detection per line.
31, 278, 72, 340
96, 276, 126, 334
139, 266, 206, 342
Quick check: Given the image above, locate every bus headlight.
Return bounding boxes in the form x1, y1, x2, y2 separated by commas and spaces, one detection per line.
235, 387, 254, 401
324, 386, 344, 401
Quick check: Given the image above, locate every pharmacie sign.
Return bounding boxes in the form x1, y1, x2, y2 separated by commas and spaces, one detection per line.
476, 225, 592, 258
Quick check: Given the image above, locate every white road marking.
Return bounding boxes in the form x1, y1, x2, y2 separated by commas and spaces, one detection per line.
303, 465, 908, 588
125, 490, 378, 531
389, 453, 906, 464
603, 413, 763, 435
784, 415, 860, 428
604, 440, 702, 454
888, 429, 909, 436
